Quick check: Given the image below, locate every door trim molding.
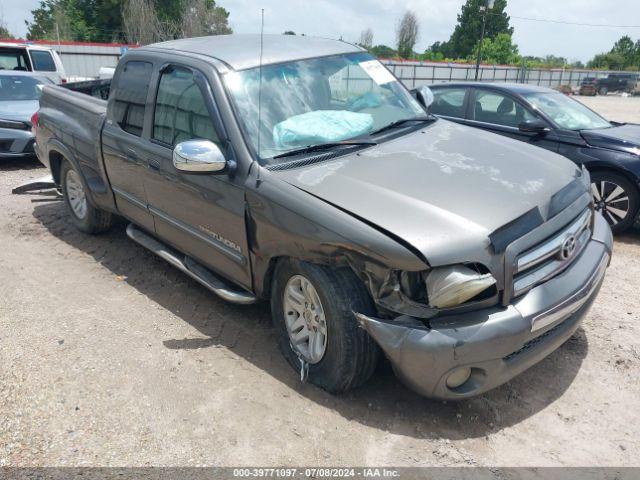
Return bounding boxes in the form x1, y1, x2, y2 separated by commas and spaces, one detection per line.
149, 205, 247, 266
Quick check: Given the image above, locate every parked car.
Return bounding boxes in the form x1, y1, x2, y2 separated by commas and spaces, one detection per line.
596, 73, 639, 95
428, 82, 640, 232
578, 77, 598, 96
34, 35, 612, 400
0, 71, 53, 159
0, 43, 67, 84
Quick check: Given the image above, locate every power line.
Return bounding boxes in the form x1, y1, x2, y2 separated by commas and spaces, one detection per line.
491, 12, 640, 28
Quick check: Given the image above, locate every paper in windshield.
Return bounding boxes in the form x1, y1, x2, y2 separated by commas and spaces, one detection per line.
359, 60, 396, 85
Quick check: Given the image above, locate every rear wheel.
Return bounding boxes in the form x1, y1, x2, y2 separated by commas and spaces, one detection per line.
590, 171, 639, 234
271, 259, 379, 393
61, 160, 113, 234
598, 86, 608, 96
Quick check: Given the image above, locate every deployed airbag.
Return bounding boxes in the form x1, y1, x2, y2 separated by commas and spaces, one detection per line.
273, 110, 373, 149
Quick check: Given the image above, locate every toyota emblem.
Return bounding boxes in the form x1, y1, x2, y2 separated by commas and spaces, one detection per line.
560, 235, 577, 260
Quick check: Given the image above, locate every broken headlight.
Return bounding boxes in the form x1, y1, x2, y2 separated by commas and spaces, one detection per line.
425, 264, 497, 308
399, 264, 497, 310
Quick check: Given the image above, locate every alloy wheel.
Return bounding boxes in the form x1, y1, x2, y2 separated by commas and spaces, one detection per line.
591, 180, 629, 228
282, 274, 328, 364
65, 169, 88, 219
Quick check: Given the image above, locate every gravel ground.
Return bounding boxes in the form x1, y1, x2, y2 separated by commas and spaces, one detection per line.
1, 96, 639, 467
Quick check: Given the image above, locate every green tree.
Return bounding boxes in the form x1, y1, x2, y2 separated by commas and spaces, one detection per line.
587, 52, 627, 70
0, 13, 14, 38
396, 10, 419, 59
0, 26, 13, 38
369, 44, 397, 58
611, 35, 636, 61
26, 0, 231, 43
471, 32, 519, 65
283, 30, 296, 35
27, 0, 123, 41
443, 0, 512, 59
587, 36, 640, 70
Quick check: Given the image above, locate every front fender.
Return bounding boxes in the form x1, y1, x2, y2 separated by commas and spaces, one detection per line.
246, 169, 431, 317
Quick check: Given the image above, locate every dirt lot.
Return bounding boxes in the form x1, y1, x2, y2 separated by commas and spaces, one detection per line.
1, 96, 639, 467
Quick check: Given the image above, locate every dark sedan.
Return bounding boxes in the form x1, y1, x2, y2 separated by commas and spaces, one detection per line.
0, 71, 53, 159
428, 82, 640, 233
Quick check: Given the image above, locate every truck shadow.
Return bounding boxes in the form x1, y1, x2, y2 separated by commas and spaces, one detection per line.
32, 202, 589, 441
0, 156, 44, 171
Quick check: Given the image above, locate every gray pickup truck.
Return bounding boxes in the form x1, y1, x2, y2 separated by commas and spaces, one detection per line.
34, 34, 613, 399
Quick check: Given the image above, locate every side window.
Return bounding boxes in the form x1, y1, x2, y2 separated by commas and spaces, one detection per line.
473, 90, 534, 127
0, 49, 30, 71
111, 61, 153, 137
153, 66, 219, 147
430, 88, 467, 118
30, 51, 56, 72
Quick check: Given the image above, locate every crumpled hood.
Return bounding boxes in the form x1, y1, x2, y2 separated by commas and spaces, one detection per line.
0, 100, 39, 123
276, 120, 581, 265
580, 124, 640, 155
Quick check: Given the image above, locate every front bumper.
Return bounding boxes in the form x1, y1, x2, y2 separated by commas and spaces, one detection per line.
0, 128, 36, 159
356, 213, 613, 400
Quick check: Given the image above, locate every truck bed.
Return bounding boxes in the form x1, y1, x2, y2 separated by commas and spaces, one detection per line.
38, 85, 107, 179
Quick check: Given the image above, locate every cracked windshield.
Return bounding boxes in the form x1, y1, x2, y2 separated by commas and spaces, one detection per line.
224, 52, 425, 162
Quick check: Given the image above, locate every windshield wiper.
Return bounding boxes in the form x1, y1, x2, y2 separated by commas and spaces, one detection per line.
370, 116, 434, 136
272, 141, 377, 159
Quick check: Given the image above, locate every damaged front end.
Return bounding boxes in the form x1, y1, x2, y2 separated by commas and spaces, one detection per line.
352, 206, 612, 400
354, 259, 500, 322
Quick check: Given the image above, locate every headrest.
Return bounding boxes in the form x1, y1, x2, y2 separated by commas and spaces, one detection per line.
497, 97, 514, 114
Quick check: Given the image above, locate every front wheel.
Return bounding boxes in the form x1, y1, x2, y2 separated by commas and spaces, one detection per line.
591, 171, 639, 234
598, 86, 608, 95
271, 259, 379, 394
61, 160, 113, 234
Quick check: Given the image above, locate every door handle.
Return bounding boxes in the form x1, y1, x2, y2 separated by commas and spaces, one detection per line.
125, 148, 138, 161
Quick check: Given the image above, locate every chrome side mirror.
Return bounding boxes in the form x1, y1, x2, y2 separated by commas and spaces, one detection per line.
416, 85, 434, 111
173, 139, 227, 173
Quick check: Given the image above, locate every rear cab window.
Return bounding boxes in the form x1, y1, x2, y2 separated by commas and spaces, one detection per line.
30, 50, 56, 72
430, 88, 468, 118
111, 61, 153, 137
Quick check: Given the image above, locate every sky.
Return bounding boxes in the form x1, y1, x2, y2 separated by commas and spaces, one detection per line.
2, 0, 640, 62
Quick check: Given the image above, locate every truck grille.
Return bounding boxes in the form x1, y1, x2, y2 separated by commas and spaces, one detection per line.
512, 208, 592, 297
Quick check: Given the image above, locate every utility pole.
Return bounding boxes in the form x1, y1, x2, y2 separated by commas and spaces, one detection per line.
474, 0, 495, 81
55, 23, 61, 54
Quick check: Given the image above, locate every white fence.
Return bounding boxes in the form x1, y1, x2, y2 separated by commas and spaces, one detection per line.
380, 59, 624, 89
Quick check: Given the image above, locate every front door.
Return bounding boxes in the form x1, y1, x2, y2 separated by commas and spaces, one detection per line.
139, 64, 252, 289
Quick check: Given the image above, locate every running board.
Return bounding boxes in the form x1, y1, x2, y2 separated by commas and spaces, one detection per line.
125, 223, 257, 305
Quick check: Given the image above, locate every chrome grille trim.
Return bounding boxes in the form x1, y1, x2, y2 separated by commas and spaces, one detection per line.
512, 208, 592, 297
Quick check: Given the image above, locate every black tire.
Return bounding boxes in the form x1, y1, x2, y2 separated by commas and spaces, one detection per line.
60, 160, 113, 234
271, 259, 380, 394
590, 171, 639, 234
598, 86, 608, 96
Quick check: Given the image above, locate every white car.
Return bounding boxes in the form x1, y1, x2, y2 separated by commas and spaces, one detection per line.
0, 43, 67, 84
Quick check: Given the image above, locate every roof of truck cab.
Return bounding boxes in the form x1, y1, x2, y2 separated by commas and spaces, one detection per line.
143, 34, 364, 71
429, 82, 556, 94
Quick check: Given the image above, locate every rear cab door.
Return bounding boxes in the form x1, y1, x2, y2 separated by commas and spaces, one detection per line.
101, 57, 156, 232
